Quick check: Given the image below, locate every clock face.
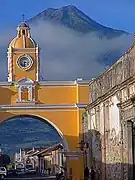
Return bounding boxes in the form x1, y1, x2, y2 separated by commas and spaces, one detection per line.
17, 55, 33, 70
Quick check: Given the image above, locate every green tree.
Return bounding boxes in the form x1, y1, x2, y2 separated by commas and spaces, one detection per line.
0, 154, 10, 165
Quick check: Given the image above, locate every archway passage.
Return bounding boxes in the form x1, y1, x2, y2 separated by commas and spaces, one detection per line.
0, 115, 68, 176
0, 115, 67, 155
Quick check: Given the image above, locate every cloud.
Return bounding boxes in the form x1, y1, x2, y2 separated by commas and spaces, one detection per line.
31, 21, 132, 80
0, 21, 132, 81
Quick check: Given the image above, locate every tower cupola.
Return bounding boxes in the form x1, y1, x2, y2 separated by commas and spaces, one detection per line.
9, 21, 36, 48
7, 19, 40, 83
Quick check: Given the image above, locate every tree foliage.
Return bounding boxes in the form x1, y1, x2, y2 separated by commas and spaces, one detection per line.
0, 154, 10, 165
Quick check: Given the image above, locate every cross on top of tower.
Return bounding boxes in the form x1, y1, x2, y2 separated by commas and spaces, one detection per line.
22, 14, 25, 22
18, 14, 29, 28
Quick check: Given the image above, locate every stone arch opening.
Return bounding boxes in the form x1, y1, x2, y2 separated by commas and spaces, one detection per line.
0, 114, 69, 152
0, 114, 70, 176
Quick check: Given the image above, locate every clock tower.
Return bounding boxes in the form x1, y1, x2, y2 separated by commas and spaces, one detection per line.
8, 21, 40, 83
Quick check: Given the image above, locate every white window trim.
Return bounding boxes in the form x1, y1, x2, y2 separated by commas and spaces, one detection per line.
16, 78, 35, 103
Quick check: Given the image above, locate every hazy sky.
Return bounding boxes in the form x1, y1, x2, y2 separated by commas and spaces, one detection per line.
0, 0, 134, 33
0, 0, 133, 81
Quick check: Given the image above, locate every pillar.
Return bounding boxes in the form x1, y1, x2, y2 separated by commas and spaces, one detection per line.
127, 120, 133, 180
101, 103, 106, 180
87, 111, 92, 168
29, 86, 33, 101
18, 86, 22, 102
39, 156, 44, 173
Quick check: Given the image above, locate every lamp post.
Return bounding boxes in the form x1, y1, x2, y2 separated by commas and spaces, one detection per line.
79, 140, 89, 168
0, 149, 1, 155
0, 144, 2, 165
80, 112, 89, 168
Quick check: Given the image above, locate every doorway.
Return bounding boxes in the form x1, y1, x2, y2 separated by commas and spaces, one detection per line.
132, 125, 135, 178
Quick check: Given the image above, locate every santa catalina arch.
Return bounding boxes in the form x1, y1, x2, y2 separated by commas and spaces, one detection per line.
0, 22, 90, 179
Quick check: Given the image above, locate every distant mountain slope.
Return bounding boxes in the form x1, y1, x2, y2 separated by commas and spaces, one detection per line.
26, 5, 132, 69
0, 5, 131, 81
0, 118, 61, 156
27, 5, 128, 38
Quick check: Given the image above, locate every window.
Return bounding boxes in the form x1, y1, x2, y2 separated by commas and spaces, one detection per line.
16, 78, 35, 103
21, 87, 29, 101
22, 30, 25, 35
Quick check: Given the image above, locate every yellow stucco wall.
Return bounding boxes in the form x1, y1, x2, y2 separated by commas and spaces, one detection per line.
77, 85, 89, 104
12, 50, 38, 81
37, 85, 77, 104
0, 84, 88, 148
0, 84, 88, 179
0, 83, 89, 105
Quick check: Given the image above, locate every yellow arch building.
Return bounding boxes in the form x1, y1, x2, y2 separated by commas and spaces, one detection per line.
0, 22, 90, 179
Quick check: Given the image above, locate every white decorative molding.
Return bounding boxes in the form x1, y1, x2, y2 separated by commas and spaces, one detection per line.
16, 99, 37, 104
75, 79, 90, 85
0, 104, 76, 110
39, 80, 89, 86
0, 79, 89, 87
0, 82, 12, 86
7, 52, 38, 54
39, 81, 76, 86
36, 46, 39, 82
0, 103, 88, 110
76, 103, 88, 108
7, 46, 13, 82
29, 37, 36, 48
12, 48, 37, 50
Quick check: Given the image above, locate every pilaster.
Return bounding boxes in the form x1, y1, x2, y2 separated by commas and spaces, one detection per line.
127, 120, 134, 180
101, 103, 106, 180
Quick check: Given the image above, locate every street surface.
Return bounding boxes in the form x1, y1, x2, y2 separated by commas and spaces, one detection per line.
5, 175, 56, 180
5, 177, 55, 180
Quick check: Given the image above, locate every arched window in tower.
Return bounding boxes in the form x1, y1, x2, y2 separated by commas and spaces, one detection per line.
16, 78, 35, 103
22, 30, 25, 35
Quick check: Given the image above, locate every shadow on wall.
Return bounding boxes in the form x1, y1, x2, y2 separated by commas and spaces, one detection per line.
0, 87, 16, 104
87, 129, 102, 167
86, 162, 132, 180
86, 129, 133, 180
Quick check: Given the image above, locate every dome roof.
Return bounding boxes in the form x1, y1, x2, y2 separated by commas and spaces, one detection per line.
9, 22, 36, 48
9, 36, 36, 48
